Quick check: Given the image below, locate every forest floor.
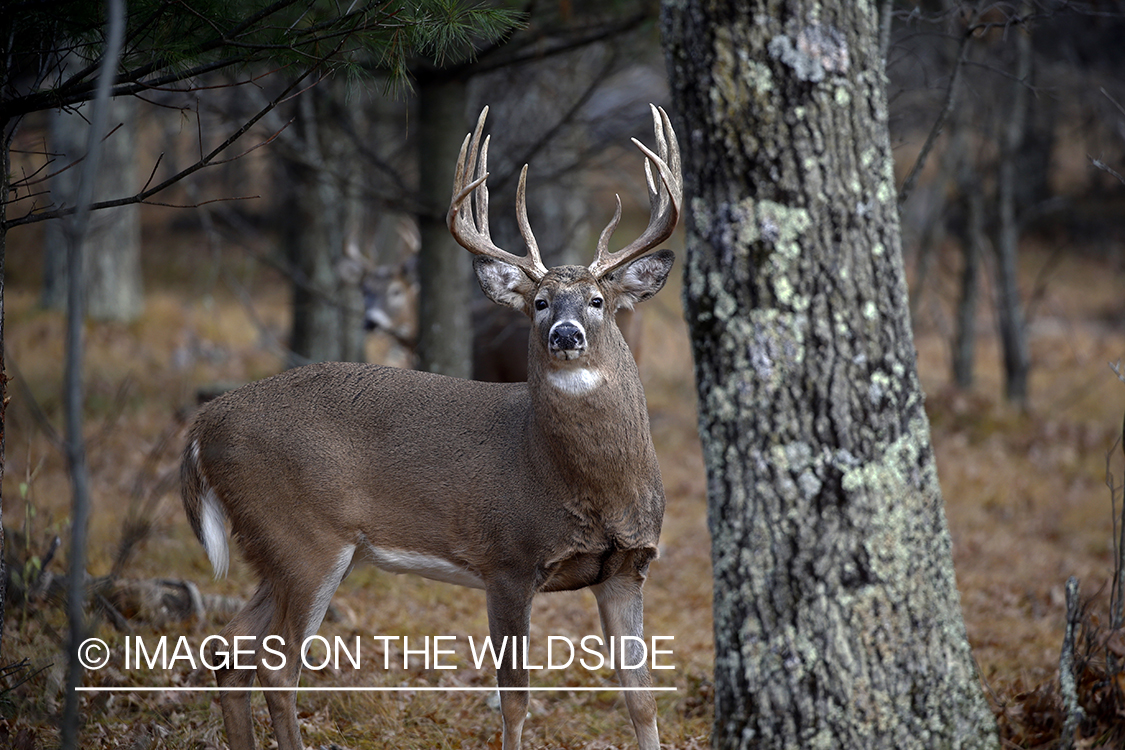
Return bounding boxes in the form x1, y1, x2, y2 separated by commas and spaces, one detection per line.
2, 217, 1124, 748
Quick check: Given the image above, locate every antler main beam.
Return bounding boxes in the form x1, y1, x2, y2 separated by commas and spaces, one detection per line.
589, 105, 682, 280
448, 107, 549, 282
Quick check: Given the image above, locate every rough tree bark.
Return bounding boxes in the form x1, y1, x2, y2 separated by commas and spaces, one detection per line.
661, 1, 998, 747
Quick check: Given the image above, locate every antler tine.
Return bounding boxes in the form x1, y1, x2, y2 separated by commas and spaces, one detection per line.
447, 106, 548, 282
589, 104, 682, 279
515, 164, 546, 276
475, 135, 491, 237
595, 194, 623, 257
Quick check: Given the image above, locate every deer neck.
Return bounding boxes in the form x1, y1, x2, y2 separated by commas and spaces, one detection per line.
527, 334, 656, 502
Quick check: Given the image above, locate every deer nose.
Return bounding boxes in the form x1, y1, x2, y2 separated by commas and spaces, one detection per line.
549, 321, 586, 357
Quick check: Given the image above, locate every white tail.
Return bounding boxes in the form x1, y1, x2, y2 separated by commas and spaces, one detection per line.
181, 104, 681, 750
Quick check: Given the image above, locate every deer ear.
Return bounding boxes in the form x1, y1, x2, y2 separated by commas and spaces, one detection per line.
473, 256, 536, 314
605, 249, 674, 311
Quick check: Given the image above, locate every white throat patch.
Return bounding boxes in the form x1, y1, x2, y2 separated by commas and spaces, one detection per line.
547, 368, 604, 395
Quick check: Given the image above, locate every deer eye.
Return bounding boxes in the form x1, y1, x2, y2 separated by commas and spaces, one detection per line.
590, 297, 604, 309
535, 299, 549, 311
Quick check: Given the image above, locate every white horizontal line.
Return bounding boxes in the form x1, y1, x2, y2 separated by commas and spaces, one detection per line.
75, 686, 677, 693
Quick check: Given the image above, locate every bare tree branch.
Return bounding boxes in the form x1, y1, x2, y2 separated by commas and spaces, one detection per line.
0, 0, 421, 121
2, 68, 313, 230
8, 122, 124, 195
897, 17, 973, 207
1089, 155, 1125, 185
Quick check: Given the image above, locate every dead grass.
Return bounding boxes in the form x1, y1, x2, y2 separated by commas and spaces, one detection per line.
3, 220, 1125, 747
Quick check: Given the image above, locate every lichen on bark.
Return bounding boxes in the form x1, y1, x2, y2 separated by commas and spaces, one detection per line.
662, 0, 999, 747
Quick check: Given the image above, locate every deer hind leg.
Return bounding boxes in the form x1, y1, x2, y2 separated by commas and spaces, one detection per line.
485, 580, 535, 750
257, 543, 356, 750
592, 573, 659, 750
215, 581, 276, 750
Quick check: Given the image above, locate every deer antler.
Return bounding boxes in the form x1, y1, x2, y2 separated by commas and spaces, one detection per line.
448, 107, 549, 282
589, 105, 682, 279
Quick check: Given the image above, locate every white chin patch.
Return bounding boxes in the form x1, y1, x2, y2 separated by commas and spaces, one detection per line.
547, 368, 604, 395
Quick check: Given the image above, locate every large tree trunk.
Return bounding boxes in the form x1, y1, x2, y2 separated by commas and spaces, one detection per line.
661, 2, 997, 747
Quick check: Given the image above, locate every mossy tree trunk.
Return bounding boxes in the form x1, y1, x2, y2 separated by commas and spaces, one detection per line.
661, 1, 998, 747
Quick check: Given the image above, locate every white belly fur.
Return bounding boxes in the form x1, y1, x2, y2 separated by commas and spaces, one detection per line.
362, 543, 485, 590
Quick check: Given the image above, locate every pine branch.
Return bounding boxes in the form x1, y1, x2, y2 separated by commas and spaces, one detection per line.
1, 0, 524, 120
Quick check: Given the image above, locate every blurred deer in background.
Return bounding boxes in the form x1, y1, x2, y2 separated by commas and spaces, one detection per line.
337, 217, 420, 349
181, 104, 680, 750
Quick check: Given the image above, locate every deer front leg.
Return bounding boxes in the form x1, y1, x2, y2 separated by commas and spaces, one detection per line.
486, 579, 535, 750
592, 572, 660, 750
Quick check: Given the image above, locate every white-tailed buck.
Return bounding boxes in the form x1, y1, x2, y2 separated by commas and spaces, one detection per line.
181, 104, 681, 750
357, 230, 645, 382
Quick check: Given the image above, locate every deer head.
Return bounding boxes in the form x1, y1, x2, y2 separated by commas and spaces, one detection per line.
448, 104, 680, 393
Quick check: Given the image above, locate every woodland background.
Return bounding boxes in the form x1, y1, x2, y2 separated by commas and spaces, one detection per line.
4, 1, 1125, 747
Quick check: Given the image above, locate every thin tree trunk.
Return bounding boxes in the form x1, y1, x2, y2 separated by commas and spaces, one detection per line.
994, 8, 1032, 406
62, 4, 125, 745
662, 1, 997, 747
909, 90, 969, 321
284, 78, 366, 367
953, 174, 984, 388
416, 77, 472, 377
84, 94, 142, 321
44, 83, 142, 320
0, 118, 10, 658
